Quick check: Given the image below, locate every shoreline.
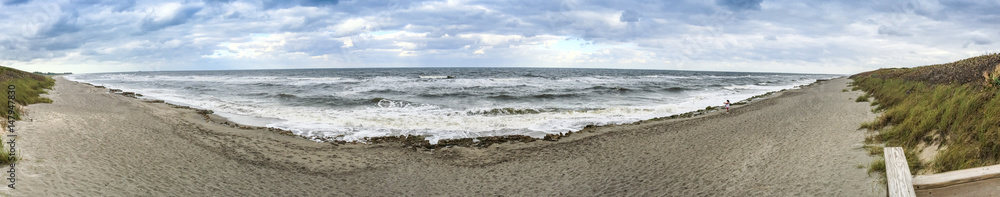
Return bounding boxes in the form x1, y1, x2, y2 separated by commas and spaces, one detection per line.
67, 76, 838, 146
5, 76, 882, 196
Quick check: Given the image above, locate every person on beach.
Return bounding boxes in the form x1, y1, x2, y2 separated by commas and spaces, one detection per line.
724, 100, 731, 113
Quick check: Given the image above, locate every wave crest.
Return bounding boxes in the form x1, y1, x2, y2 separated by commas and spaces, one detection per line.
465, 108, 545, 116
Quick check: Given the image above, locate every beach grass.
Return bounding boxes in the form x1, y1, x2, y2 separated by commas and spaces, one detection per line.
0, 66, 54, 165
851, 53, 1000, 173
0, 137, 16, 165
868, 157, 888, 186
863, 144, 883, 156
868, 157, 886, 175
853, 77, 996, 172
854, 93, 870, 102
1, 66, 56, 120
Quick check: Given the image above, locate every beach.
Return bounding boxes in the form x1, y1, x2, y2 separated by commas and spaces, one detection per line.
1, 76, 885, 196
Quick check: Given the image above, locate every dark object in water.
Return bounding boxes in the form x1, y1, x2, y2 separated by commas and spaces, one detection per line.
418, 75, 455, 79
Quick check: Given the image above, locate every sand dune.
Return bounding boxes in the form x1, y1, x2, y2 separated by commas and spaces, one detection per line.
0, 77, 884, 196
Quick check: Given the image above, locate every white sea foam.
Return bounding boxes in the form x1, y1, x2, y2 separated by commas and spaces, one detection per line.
64, 70, 837, 144
723, 84, 762, 90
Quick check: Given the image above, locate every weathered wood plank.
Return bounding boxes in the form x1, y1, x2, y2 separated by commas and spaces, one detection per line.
913, 164, 1000, 190
885, 147, 916, 197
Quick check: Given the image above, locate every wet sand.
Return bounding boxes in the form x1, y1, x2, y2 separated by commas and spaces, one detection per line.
0, 76, 884, 196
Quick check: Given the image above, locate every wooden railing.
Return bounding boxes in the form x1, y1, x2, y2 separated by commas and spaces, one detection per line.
884, 147, 916, 197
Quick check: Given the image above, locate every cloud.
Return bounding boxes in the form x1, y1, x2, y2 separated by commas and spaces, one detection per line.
71, 0, 135, 12
716, 0, 763, 11
971, 37, 992, 45
140, 3, 203, 32
204, 0, 233, 4
963, 34, 992, 48
2, 0, 28, 6
877, 25, 912, 36
1, 0, 999, 74
331, 18, 371, 36
22, 3, 83, 38
262, 0, 339, 10
34, 37, 84, 51
620, 10, 641, 22
112, 0, 136, 12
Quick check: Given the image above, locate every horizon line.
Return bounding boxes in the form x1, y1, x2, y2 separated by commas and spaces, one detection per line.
62, 66, 848, 76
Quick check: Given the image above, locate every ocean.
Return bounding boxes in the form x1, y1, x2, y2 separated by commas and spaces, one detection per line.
65, 68, 838, 143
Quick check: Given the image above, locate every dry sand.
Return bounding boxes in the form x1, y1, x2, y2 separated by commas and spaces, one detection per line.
0, 76, 885, 196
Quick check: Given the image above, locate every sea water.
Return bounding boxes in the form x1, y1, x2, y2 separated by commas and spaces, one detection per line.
66, 68, 838, 143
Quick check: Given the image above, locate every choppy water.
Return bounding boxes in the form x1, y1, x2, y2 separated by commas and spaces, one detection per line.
66, 68, 838, 143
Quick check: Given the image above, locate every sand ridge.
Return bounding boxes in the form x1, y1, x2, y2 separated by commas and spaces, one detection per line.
0, 77, 885, 196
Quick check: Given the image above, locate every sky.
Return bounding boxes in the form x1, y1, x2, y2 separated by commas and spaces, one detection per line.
1, 0, 998, 74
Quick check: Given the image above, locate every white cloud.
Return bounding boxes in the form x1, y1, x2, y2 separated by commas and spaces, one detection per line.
1, 0, 999, 74
342, 38, 354, 48
332, 18, 369, 36
139, 2, 203, 32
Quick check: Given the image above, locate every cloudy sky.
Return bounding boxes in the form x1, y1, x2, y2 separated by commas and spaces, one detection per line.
1, 0, 998, 74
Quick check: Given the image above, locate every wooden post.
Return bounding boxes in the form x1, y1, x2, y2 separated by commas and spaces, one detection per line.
885, 147, 916, 197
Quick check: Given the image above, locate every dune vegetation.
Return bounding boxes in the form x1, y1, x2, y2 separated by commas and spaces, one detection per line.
850, 53, 1000, 174
1, 66, 56, 164
1, 66, 55, 120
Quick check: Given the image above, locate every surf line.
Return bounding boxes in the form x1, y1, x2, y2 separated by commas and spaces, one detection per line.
6, 85, 15, 189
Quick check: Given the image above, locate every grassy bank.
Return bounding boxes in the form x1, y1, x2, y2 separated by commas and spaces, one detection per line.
1, 66, 55, 120
0, 66, 56, 164
850, 53, 1000, 174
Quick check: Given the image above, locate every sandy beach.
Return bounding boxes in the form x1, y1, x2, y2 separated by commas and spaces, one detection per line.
0, 76, 885, 196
